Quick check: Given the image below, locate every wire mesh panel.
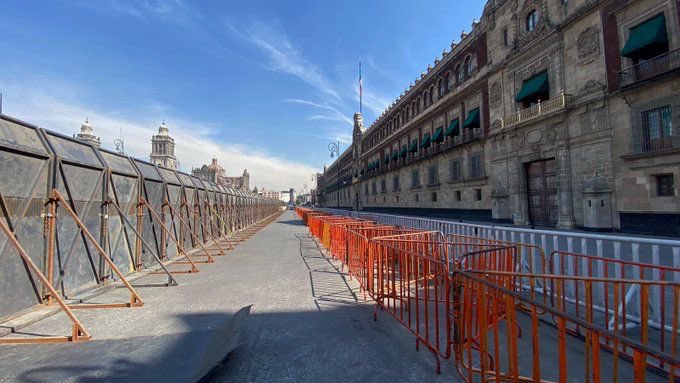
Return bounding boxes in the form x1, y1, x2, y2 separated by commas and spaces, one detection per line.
158, 166, 182, 260
132, 159, 165, 269
190, 176, 207, 243
0, 118, 51, 320
100, 149, 139, 275
45, 131, 107, 297
177, 172, 196, 251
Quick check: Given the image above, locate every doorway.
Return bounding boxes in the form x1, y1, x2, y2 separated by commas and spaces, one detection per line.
525, 159, 558, 226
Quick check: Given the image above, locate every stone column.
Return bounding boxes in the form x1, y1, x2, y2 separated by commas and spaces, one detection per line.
556, 147, 575, 229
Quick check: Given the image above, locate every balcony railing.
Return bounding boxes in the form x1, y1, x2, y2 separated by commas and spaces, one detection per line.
444, 127, 483, 150
620, 48, 680, 88
501, 91, 570, 129
630, 135, 680, 155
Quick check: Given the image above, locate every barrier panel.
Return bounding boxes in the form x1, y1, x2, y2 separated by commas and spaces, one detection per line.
453, 268, 680, 382
369, 232, 452, 374
301, 209, 680, 382
0, 114, 283, 343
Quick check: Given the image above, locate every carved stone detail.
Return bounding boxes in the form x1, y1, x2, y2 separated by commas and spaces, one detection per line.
489, 82, 502, 107
577, 27, 600, 65
526, 129, 543, 144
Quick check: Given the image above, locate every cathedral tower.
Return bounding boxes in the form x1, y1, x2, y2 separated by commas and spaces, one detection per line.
150, 121, 177, 169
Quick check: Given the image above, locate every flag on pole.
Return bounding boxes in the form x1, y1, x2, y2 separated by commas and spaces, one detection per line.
359, 61, 363, 114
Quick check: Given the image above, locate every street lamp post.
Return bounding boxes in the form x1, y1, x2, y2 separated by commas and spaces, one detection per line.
328, 141, 340, 209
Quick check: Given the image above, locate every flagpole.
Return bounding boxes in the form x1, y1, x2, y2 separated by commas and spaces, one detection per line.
359, 61, 362, 114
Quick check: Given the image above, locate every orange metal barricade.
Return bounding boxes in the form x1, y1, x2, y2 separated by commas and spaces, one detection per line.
453, 268, 680, 383
548, 250, 680, 378
298, 210, 680, 382
370, 233, 454, 374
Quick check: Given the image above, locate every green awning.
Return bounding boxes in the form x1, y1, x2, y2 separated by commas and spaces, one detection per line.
432, 126, 444, 142
515, 72, 549, 103
391, 151, 399, 161
462, 108, 480, 128
384, 156, 390, 164
408, 139, 418, 153
621, 14, 668, 59
445, 119, 460, 136
399, 145, 408, 157
374, 161, 380, 170
420, 133, 431, 148
367, 162, 373, 170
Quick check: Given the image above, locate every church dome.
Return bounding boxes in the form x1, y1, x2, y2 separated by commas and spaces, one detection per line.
158, 121, 170, 136
207, 158, 224, 172
80, 118, 94, 135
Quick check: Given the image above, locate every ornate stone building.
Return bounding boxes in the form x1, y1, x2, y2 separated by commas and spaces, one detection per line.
191, 158, 250, 191
319, 0, 680, 236
73, 119, 101, 147
150, 121, 177, 170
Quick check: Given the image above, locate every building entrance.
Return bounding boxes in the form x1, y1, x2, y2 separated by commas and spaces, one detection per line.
525, 159, 558, 226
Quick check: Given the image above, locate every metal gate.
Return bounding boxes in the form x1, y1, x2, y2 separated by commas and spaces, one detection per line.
525, 159, 557, 226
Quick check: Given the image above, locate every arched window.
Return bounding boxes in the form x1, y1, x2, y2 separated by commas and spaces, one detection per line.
423, 91, 428, 108
526, 10, 538, 32
411, 103, 415, 117
429, 86, 434, 104
445, 72, 451, 92
438, 79, 444, 97
416, 98, 421, 114
456, 64, 464, 83
464, 56, 472, 76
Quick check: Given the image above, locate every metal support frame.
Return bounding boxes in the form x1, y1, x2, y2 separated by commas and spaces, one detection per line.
52, 189, 143, 309
0, 217, 91, 344
138, 198, 200, 274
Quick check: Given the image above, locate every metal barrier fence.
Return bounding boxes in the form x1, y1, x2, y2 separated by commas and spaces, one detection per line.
298, 207, 680, 382
0, 114, 282, 343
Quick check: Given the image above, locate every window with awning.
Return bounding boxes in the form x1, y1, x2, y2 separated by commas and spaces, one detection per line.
462, 108, 480, 129
391, 151, 399, 161
384, 155, 390, 164
420, 133, 431, 148
432, 126, 444, 142
445, 118, 460, 136
621, 14, 669, 60
408, 139, 418, 153
399, 145, 408, 157
515, 72, 549, 104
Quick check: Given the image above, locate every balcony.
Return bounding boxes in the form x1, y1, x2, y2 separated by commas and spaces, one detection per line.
444, 127, 483, 149
620, 49, 680, 88
501, 91, 570, 129
630, 135, 680, 156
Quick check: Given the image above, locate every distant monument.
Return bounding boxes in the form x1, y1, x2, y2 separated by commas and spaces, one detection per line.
73, 118, 101, 147
150, 121, 177, 170
191, 157, 250, 191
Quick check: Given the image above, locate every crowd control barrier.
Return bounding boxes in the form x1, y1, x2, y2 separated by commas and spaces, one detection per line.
297, 207, 680, 382
0, 114, 283, 343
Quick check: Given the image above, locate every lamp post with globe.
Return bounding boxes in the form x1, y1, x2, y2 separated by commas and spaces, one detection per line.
328, 141, 340, 208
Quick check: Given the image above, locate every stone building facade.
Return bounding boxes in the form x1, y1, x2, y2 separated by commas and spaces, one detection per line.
191, 158, 250, 191
150, 121, 177, 170
318, 0, 680, 236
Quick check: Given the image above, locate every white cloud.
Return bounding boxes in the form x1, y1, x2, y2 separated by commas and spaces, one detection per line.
225, 21, 342, 101
82, 0, 185, 19
0, 77, 316, 192
282, 98, 353, 126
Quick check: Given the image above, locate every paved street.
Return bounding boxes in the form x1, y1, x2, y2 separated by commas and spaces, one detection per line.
0, 211, 452, 382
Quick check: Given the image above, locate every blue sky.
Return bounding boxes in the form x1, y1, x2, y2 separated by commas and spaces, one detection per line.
0, 0, 485, 191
